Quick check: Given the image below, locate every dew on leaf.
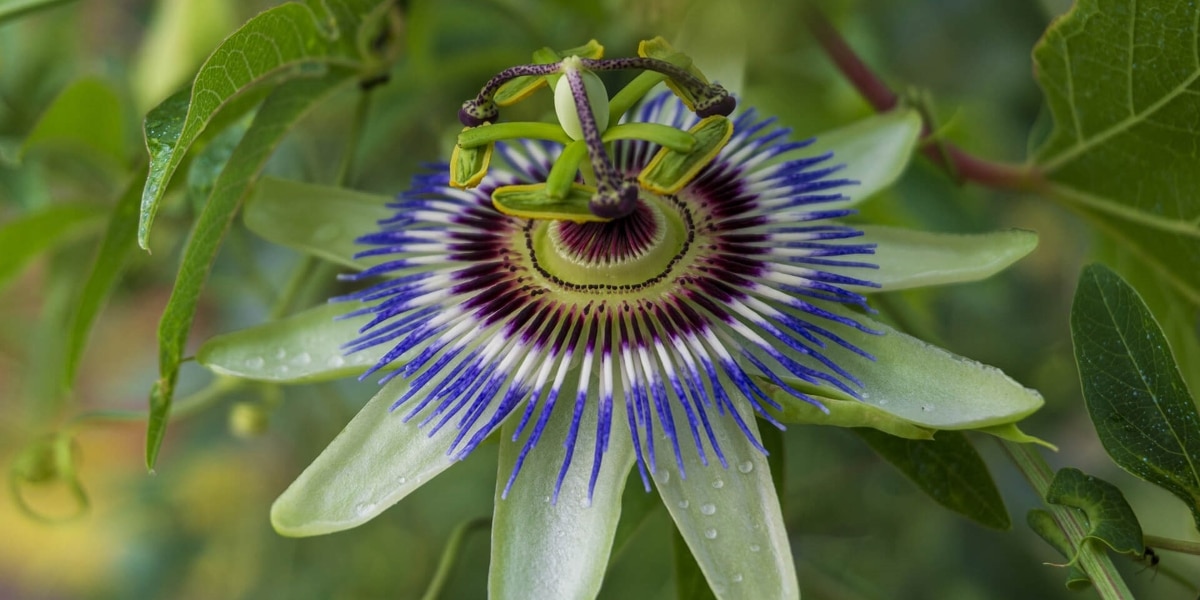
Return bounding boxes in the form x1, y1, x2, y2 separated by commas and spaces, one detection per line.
700, 503, 716, 515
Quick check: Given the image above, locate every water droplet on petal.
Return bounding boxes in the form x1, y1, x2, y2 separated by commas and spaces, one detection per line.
354, 502, 376, 516
700, 503, 716, 515
738, 461, 754, 474
294, 352, 311, 366
397, 476, 407, 485
274, 347, 287, 360
327, 355, 346, 367
749, 544, 761, 552
732, 573, 744, 583
245, 357, 265, 369
704, 528, 718, 539
660, 470, 670, 484
712, 478, 724, 489
678, 500, 690, 509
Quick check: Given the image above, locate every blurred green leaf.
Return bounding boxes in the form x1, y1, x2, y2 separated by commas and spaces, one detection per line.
810, 108, 922, 208
0, 202, 105, 290
137, 0, 395, 249
673, 527, 719, 600
20, 76, 126, 167
1033, 0, 1200, 301
63, 168, 144, 385
197, 302, 387, 383
244, 177, 392, 268
131, 0, 235, 110
1027, 509, 1091, 590
489, 380, 635, 600
148, 70, 357, 469
1046, 467, 1144, 557
855, 429, 1010, 530
271, 378, 459, 536
1070, 263, 1200, 529
831, 227, 1037, 293
652, 400, 798, 600
781, 314, 1044, 431
0, 0, 75, 24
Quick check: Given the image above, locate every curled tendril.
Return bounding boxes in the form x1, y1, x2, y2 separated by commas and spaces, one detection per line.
9, 433, 90, 524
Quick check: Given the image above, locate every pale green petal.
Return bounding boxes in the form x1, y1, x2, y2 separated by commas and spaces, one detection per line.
831, 226, 1038, 292
271, 379, 458, 536
652, 399, 798, 600
490, 396, 635, 600
809, 109, 922, 207
780, 310, 1044, 430
197, 303, 388, 383
767, 390, 934, 440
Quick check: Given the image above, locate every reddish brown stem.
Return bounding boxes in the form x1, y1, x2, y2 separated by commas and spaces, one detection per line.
801, 5, 1042, 192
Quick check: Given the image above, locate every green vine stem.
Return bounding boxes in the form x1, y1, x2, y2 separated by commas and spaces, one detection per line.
420, 517, 492, 600
1143, 534, 1200, 556
800, 4, 1043, 192
1000, 441, 1135, 600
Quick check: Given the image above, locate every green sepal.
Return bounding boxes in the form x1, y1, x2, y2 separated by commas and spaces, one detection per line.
450, 129, 493, 189
491, 183, 608, 223
638, 115, 732, 194
975, 423, 1057, 450
493, 39, 604, 106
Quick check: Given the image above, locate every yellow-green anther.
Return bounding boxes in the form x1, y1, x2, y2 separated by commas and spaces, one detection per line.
494, 40, 605, 106
546, 140, 589, 199
638, 115, 734, 194
491, 183, 608, 223
456, 122, 574, 148
449, 130, 494, 189
603, 123, 697, 153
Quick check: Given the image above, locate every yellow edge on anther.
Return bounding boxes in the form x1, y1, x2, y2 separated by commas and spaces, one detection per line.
638, 115, 733, 195
449, 127, 493, 189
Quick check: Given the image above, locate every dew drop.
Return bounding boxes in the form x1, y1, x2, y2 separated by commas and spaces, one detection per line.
749, 544, 761, 552
712, 478, 724, 489
704, 528, 718, 539
878, 399, 889, 406
737, 461, 754, 474
327, 355, 346, 367
580, 497, 591, 508
660, 470, 671, 484
278, 365, 290, 374
245, 356, 265, 369
678, 500, 690, 509
274, 347, 287, 360
354, 502, 376, 516
732, 573, 744, 583
397, 476, 407, 485
700, 503, 716, 515
294, 352, 312, 366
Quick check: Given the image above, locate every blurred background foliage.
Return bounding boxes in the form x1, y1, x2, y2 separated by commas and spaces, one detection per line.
0, 0, 1196, 598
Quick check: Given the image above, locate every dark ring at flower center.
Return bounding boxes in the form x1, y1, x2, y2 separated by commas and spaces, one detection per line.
523, 192, 695, 292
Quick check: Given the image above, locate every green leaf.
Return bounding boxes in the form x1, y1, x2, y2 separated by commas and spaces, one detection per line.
1070, 263, 1200, 529
0, 0, 76, 24
137, 0, 394, 248
185, 116, 252, 206
63, 169, 144, 385
810, 108, 923, 208
244, 177, 392, 269
1046, 467, 1144, 557
197, 303, 386, 383
652, 400, 798, 600
1033, 0, 1200, 301
1027, 509, 1091, 590
21, 76, 126, 167
781, 312, 1045, 431
148, 71, 357, 469
673, 528, 719, 600
765, 389, 934, 440
855, 429, 1011, 530
0, 203, 106, 290
271, 378, 459, 536
829, 227, 1038, 293
489, 380, 635, 600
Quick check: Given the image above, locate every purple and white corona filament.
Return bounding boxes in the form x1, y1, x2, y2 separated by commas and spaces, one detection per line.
337, 90, 879, 502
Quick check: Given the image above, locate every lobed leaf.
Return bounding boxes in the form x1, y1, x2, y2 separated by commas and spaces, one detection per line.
137, 0, 394, 248
1033, 0, 1200, 301
1070, 264, 1200, 529
1046, 467, 1144, 557
148, 70, 357, 468
855, 429, 1011, 530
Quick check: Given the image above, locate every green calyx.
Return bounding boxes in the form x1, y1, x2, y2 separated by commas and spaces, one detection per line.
450, 37, 738, 222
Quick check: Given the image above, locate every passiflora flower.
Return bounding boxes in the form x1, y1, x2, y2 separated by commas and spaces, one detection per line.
200, 38, 1043, 600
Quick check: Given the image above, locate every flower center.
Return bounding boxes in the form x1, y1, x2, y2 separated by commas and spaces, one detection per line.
526, 191, 692, 289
